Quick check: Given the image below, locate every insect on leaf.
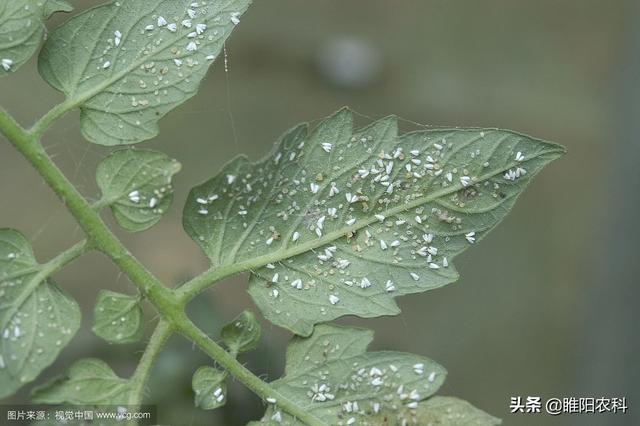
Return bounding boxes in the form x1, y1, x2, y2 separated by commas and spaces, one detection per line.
38, 0, 252, 145
92, 290, 143, 344
192, 366, 227, 410
0, 0, 72, 77
183, 108, 565, 336
0, 229, 80, 399
32, 358, 133, 405
96, 149, 180, 232
250, 324, 448, 425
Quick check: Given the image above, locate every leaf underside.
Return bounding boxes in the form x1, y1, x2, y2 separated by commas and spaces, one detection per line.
247, 324, 497, 426
32, 358, 132, 405
221, 310, 261, 353
38, 0, 251, 145
96, 149, 180, 232
184, 108, 565, 336
0, 229, 80, 398
0, 0, 72, 77
92, 290, 143, 344
192, 366, 227, 410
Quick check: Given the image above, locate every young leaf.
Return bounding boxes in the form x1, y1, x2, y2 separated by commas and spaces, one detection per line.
32, 358, 133, 405
38, 0, 252, 145
192, 366, 227, 410
183, 108, 565, 336
412, 396, 502, 425
0, 0, 72, 77
221, 310, 261, 353
92, 290, 143, 344
0, 229, 81, 398
96, 149, 180, 232
250, 324, 447, 425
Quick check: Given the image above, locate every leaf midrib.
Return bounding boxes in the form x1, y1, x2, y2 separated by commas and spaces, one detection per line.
226, 127, 500, 266
210, 150, 561, 284
0, 258, 62, 334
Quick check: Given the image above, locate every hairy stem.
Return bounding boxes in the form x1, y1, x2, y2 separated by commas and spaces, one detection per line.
128, 320, 173, 410
0, 106, 327, 426
42, 239, 92, 275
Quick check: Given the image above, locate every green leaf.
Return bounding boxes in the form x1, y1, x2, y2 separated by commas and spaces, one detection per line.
183, 108, 565, 336
412, 396, 502, 426
283, 323, 373, 376
0, 229, 81, 398
192, 366, 227, 410
0, 0, 72, 77
32, 358, 132, 405
251, 324, 447, 425
221, 310, 261, 353
92, 290, 143, 344
38, 0, 252, 145
96, 149, 180, 232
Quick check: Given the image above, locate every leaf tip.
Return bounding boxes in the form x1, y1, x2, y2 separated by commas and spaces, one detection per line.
330, 106, 354, 124
535, 136, 567, 158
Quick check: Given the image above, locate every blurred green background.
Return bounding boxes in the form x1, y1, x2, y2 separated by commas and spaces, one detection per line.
1, 1, 638, 425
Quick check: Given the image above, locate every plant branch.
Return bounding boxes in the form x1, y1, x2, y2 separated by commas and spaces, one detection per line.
29, 99, 75, 139
0, 106, 328, 426
128, 320, 173, 410
40, 239, 92, 275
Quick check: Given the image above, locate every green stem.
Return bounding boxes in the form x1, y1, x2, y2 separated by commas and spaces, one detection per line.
128, 320, 173, 410
41, 240, 92, 275
29, 99, 75, 138
0, 106, 326, 426
91, 197, 111, 211
38, 239, 91, 282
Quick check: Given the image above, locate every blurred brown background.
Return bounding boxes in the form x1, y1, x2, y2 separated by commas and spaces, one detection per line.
1, 1, 638, 425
